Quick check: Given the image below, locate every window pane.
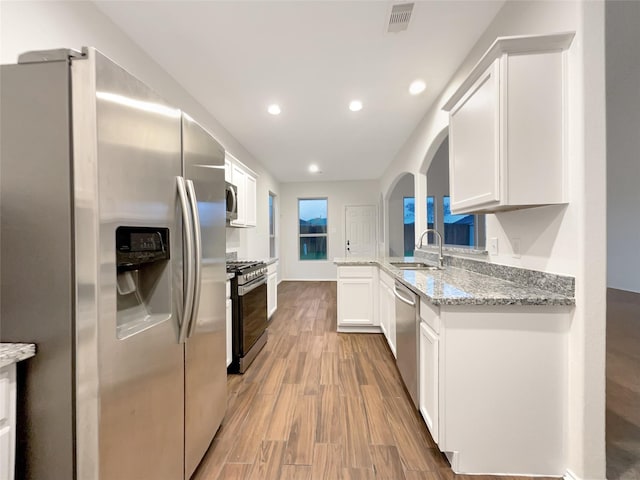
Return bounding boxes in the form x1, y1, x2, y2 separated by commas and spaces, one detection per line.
269, 193, 276, 257
426, 196, 435, 245
299, 236, 327, 260
403, 197, 415, 225
299, 199, 327, 234
427, 196, 435, 228
443, 196, 475, 246
403, 197, 415, 256
269, 194, 274, 236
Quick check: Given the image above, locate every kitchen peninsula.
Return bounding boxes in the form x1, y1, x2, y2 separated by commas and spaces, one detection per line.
334, 255, 574, 476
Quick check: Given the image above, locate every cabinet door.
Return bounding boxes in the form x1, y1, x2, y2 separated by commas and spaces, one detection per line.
419, 321, 439, 444
337, 278, 374, 326
0, 425, 12, 480
267, 272, 277, 318
0, 365, 15, 480
226, 298, 232, 367
378, 280, 389, 337
449, 59, 501, 213
245, 174, 257, 227
387, 285, 397, 358
224, 158, 232, 182
231, 164, 246, 226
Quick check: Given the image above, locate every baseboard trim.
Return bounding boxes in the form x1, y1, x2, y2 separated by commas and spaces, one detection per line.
280, 278, 337, 282
564, 469, 580, 480
563, 468, 607, 480
337, 325, 382, 334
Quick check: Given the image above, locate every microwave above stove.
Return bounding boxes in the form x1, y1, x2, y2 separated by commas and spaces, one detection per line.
225, 181, 238, 222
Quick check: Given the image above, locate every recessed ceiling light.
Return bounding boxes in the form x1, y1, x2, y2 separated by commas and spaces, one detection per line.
267, 104, 281, 115
308, 164, 321, 174
349, 100, 363, 112
409, 79, 426, 95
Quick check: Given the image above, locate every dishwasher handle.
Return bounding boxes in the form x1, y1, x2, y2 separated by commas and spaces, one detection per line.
393, 284, 416, 307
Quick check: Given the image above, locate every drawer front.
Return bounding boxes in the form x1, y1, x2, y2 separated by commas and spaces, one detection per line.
267, 262, 278, 275
338, 265, 375, 278
419, 298, 440, 334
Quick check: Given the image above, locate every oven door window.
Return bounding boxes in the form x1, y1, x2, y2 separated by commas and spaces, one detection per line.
238, 280, 267, 355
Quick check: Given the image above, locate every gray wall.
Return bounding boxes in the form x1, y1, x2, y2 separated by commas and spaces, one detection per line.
606, 0, 640, 293
388, 173, 414, 257
426, 138, 449, 239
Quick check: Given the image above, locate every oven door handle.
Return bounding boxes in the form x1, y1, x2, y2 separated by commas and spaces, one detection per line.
238, 276, 266, 296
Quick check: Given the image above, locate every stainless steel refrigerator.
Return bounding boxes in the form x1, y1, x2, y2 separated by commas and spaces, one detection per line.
0, 47, 226, 479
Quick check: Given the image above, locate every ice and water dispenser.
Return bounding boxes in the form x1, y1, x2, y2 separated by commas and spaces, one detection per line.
115, 226, 171, 338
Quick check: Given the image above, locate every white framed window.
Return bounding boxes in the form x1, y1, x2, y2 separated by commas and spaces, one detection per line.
298, 198, 328, 260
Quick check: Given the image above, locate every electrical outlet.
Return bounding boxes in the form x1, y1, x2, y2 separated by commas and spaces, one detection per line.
512, 237, 521, 259
489, 237, 498, 255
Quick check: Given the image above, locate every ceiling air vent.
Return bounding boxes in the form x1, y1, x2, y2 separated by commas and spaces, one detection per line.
387, 2, 414, 33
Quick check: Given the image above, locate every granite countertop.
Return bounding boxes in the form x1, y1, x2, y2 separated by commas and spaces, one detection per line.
226, 272, 235, 280
334, 257, 575, 307
0, 343, 36, 368
264, 257, 278, 266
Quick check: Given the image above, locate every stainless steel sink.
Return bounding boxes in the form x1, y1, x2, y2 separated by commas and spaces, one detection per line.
390, 262, 442, 270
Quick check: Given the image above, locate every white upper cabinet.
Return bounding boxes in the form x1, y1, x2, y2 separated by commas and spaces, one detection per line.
443, 33, 574, 214
227, 153, 257, 228
224, 158, 232, 183
245, 174, 257, 227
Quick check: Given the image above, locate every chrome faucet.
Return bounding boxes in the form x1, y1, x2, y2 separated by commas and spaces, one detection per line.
416, 229, 444, 269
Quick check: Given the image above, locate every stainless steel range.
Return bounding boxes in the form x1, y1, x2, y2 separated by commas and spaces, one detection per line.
226, 261, 268, 373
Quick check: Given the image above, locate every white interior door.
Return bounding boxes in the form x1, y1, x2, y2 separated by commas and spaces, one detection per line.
345, 205, 377, 257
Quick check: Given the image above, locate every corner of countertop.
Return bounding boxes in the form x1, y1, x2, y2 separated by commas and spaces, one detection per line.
0, 343, 36, 368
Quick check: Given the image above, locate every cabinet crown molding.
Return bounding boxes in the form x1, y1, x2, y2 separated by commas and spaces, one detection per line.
443, 32, 575, 112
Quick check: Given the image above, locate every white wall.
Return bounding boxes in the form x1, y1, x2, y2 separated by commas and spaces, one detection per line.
380, 1, 606, 478
606, 0, 640, 293
280, 180, 379, 280
0, 0, 279, 262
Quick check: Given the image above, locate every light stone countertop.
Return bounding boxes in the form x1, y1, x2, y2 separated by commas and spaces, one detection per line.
0, 343, 36, 368
334, 257, 575, 307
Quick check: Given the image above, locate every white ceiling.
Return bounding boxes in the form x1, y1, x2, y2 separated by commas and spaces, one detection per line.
94, 1, 504, 183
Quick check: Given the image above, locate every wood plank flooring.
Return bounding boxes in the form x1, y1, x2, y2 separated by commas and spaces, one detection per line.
606, 288, 640, 480
192, 281, 560, 479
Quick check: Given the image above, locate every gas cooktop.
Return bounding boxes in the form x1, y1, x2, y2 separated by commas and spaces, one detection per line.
226, 260, 266, 274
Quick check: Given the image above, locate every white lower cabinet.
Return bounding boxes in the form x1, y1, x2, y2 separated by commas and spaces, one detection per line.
378, 270, 396, 357
337, 266, 378, 332
226, 280, 232, 368
419, 321, 439, 443
0, 364, 16, 480
421, 305, 570, 476
267, 262, 278, 319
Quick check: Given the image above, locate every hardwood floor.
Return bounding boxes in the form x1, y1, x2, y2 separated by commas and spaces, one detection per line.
607, 288, 640, 480
192, 281, 557, 480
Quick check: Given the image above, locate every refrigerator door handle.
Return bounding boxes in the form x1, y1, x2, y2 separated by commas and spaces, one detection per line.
177, 176, 195, 344
185, 179, 202, 338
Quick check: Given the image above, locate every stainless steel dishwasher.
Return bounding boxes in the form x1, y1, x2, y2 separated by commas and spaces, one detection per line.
394, 280, 419, 408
